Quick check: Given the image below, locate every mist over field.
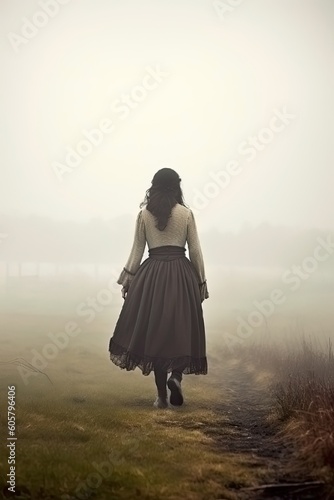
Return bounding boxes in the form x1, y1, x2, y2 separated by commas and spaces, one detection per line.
1, 0, 334, 498
0, 211, 333, 350
1, 1, 333, 344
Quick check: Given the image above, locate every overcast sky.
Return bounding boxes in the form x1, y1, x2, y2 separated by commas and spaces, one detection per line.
1, 0, 333, 232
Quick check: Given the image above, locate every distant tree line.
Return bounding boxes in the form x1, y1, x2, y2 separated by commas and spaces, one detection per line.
0, 213, 333, 268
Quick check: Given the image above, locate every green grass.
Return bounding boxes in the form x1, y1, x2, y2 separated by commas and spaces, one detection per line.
0, 312, 267, 500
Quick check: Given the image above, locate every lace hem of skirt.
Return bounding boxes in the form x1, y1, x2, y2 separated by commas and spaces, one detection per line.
109, 339, 207, 375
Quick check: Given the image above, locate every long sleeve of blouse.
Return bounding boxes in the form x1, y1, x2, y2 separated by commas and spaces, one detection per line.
187, 210, 209, 300
117, 211, 146, 290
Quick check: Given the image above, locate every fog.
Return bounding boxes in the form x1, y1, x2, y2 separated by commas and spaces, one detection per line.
1, 0, 334, 348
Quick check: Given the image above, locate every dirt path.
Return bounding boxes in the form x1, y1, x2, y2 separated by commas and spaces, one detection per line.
206, 359, 327, 499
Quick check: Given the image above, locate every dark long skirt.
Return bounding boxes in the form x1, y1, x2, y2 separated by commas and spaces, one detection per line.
109, 245, 207, 376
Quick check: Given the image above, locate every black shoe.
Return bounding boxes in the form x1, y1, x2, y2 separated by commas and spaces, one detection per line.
167, 377, 184, 406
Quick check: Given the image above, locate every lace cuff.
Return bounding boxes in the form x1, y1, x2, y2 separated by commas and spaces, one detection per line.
199, 280, 209, 302
117, 267, 136, 290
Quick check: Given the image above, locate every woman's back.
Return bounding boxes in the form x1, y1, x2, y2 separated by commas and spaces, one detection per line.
123, 203, 206, 289
142, 203, 190, 249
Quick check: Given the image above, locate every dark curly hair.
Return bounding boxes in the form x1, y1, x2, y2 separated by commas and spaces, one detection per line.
140, 168, 188, 230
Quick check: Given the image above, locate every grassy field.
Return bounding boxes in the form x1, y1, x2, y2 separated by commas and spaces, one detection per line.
1, 279, 334, 499
0, 310, 270, 500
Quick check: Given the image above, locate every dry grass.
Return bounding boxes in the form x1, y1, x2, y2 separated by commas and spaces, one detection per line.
229, 336, 334, 482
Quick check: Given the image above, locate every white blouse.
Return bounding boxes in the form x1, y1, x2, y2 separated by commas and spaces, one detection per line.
117, 203, 209, 301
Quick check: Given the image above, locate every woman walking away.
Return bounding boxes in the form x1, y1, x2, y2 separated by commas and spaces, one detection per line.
108, 168, 209, 409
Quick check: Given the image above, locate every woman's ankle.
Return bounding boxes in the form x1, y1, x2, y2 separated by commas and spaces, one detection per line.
170, 371, 182, 383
